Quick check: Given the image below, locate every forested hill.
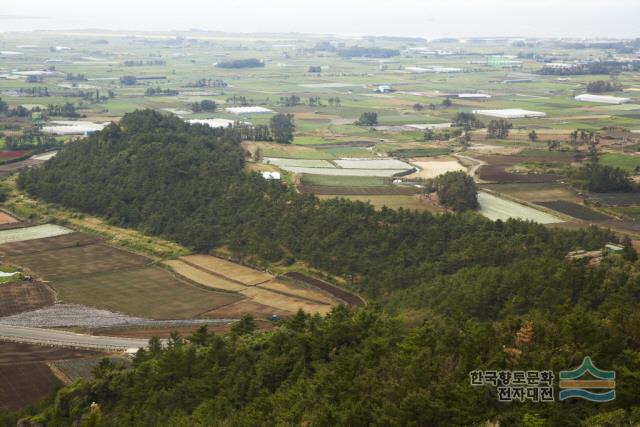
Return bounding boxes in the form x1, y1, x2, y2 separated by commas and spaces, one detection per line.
11, 110, 640, 426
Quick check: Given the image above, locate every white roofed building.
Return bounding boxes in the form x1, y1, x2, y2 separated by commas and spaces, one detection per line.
226, 106, 274, 115
575, 94, 630, 105
472, 109, 546, 119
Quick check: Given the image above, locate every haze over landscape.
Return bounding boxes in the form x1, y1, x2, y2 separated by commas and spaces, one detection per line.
1, 0, 639, 38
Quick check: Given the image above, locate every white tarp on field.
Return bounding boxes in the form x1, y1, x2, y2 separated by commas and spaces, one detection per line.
225, 106, 274, 115
472, 109, 546, 119
477, 192, 562, 224
41, 121, 109, 135
0, 224, 73, 245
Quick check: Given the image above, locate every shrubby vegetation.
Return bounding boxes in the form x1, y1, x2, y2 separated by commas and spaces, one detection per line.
571, 163, 635, 193
586, 80, 623, 93
336, 46, 400, 58
15, 111, 640, 426
356, 112, 378, 126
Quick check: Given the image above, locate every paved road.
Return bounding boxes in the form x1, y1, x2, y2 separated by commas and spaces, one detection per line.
0, 324, 150, 351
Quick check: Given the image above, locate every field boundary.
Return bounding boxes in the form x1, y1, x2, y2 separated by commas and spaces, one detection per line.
279, 272, 365, 307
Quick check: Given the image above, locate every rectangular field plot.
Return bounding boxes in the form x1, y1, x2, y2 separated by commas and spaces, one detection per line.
478, 192, 563, 224
0, 363, 60, 411
263, 158, 335, 168
6, 244, 151, 280
0, 281, 54, 317
284, 167, 409, 177
181, 255, 272, 286
258, 280, 337, 305
0, 224, 73, 245
52, 267, 242, 319
240, 287, 333, 316
536, 201, 610, 221
163, 259, 247, 292
204, 299, 294, 318
333, 159, 414, 170
0, 232, 102, 256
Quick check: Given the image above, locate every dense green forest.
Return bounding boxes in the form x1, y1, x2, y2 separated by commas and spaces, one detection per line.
13, 110, 640, 426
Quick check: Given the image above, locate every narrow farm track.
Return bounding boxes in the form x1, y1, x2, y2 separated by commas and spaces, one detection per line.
0, 324, 150, 351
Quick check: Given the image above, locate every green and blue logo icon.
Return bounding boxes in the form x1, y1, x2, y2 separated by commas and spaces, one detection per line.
559, 356, 615, 402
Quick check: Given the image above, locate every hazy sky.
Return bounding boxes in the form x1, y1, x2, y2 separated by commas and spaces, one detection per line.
1, 0, 638, 39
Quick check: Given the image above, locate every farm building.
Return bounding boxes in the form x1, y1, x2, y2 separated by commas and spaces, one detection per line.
575, 94, 630, 105
374, 85, 393, 93
458, 93, 491, 100
261, 172, 281, 180
226, 106, 274, 115
472, 109, 546, 119
187, 119, 243, 128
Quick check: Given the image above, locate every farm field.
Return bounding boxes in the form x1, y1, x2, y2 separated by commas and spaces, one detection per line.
0, 342, 102, 411
536, 200, 610, 221
599, 153, 640, 173
0, 281, 54, 317
240, 286, 333, 316
0, 232, 102, 256
163, 259, 248, 292
407, 157, 467, 179
0, 363, 60, 411
204, 299, 294, 318
477, 192, 563, 224
481, 182, 582, 203
5, 243, 151, 280
51, 356, 130, 384
257, 280, 336, 305
51, 267, 242, 319
180, 255, 272, 286
0, 224, 73, 245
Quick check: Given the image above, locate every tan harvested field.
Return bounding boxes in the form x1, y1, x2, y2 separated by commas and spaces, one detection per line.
407, 156, 467, 179
0, 281, 54, 317
481, 183, 582, 203
181, 255, 272, 286
0, 363, 60, 411
258, 280, 337, 305
0, 211, 19, 225
203, 299, 294, 318
6, 243, 151, 280
163, 259, 248, 292
0, 232, 102, 256
52, 267, 242, 319
241, 286, 334, 315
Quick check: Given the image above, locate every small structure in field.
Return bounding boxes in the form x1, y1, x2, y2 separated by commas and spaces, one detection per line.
226, 106, 274, 115
458, 93, 491, 100
187, 119, 246, 128
472, 108, 546, 119
261, 172, 281, 180
575, 94, 630, 105
374, 85, 393, 93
